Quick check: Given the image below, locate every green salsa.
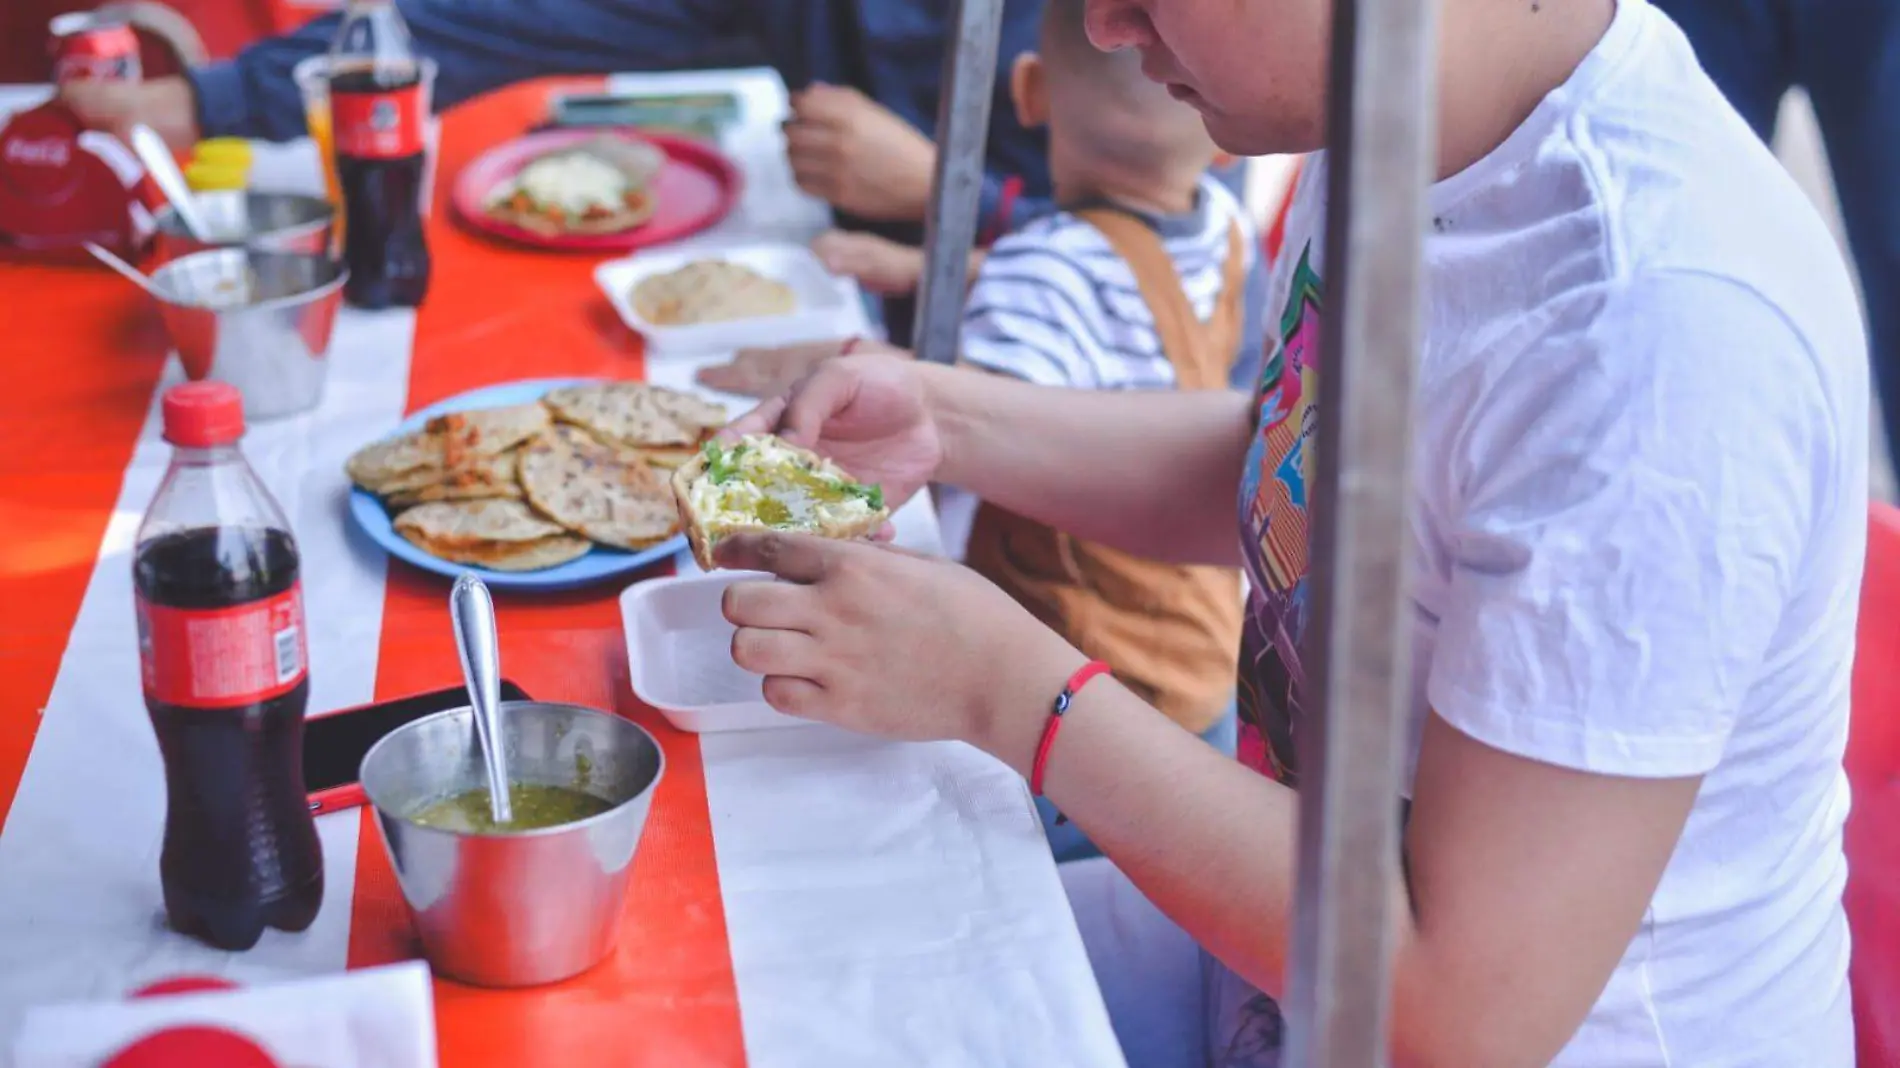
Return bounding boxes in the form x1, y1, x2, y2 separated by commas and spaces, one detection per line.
753, 497, 793, 525
411, 783, 614, 833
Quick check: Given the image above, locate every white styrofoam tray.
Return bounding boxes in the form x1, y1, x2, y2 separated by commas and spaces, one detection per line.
621, 569, 809, 733
594, 242, 857, 354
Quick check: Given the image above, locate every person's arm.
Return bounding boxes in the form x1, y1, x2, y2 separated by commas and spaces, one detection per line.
187, 0, 744, 141
922, 363, 1253, 566
977, 271, 1834, 1065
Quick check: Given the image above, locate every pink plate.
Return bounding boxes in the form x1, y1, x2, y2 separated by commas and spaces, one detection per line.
450, 128, 741, 252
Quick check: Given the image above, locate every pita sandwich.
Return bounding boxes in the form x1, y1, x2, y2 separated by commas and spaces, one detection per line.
671, 434, 888, 570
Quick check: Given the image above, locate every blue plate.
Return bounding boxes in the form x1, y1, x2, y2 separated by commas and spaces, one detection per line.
348, 378, 690, 592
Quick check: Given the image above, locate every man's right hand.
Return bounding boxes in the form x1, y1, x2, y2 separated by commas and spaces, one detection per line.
59, 75, 199, 149
724, 352, 945, 510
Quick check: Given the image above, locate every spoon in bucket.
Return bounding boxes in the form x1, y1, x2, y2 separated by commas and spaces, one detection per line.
450, 573, 513, 826
128, 123, 215, 242
82, 243, 165, 300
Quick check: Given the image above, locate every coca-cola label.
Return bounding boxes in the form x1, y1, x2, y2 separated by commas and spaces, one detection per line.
332, 83, 426, 160
5, 137, 70, 167
0, 106, 83, 204
136, 585, 308, 708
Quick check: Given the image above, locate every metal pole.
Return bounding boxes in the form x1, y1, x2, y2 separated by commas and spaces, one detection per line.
912, 0, 1005, 365
1282, 0, 1438, 1064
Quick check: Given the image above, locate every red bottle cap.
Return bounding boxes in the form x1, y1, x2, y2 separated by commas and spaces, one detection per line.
161, 381, 245, 448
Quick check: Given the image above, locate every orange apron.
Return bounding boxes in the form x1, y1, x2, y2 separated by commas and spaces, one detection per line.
963, 209, 1247, 733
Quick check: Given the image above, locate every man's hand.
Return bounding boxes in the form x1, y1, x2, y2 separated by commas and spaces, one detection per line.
697, 338, 861, 400
784, 84, 935, 223
58, 75, 199, 149
811, 230, 927, 295
724, 351, 941, 508
716, 532, 1081, 746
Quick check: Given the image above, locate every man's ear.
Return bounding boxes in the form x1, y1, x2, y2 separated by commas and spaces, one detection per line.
1011, 52, 1049, 130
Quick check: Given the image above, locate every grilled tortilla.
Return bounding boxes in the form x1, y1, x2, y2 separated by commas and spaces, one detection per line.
392, 499, 591, 571
345, 403, 551, 493
542, 381, 728, 450
518, 425, 680, 551
631, 260, 797, 326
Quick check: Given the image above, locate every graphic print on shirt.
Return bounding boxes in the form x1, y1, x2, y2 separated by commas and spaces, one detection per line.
1235, 242, 1321, 789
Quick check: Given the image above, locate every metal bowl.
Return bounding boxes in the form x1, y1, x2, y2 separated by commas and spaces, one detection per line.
147, 247, 346, 421
153, 189, 336, 263
358, 701, 665, 988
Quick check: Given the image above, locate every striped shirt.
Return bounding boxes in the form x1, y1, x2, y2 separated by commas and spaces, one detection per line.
961, 175, 1266, 391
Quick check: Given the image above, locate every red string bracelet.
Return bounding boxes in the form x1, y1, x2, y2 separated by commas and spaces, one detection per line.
1029, 660, 1112, 798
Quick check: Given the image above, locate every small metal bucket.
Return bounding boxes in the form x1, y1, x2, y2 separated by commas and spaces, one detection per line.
146, 247, 346, 421
152, 190, 337, 264
359, 701, 665, 988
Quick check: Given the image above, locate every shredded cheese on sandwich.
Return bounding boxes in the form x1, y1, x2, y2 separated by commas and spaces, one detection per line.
688, 436, 883, 537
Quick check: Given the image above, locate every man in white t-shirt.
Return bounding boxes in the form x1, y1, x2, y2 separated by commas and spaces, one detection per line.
707, 0, 1869, 1065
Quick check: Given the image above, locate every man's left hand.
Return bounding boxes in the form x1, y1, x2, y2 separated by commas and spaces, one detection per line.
785, 83, 936, 223
715, 532, 1082, 755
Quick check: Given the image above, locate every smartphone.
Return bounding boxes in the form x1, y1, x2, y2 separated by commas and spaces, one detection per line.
304, 682, 530, 816
546, 91, 740, 137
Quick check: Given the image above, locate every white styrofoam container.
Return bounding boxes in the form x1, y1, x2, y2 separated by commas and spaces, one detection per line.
594, 242, 858, 354
620, 569, 809, 733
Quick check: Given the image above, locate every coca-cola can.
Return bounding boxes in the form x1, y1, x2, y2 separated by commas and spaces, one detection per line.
49, 13, 142, 85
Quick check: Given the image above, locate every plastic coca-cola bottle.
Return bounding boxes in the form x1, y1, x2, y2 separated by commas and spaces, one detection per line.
133, 382, 323, 951
328, 0, 431, 308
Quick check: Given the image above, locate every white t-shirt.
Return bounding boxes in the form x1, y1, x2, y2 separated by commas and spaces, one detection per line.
1220, 1, 1868, 1064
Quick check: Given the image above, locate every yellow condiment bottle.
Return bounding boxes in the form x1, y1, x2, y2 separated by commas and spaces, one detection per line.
192, 138, 253, 168
184, 160, 248, 192
184, 138, 253, 192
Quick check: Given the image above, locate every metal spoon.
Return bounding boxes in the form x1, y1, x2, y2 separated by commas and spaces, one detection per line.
83, 243, 165, 299
128, 123, 215, 242
450, 573, 513, 826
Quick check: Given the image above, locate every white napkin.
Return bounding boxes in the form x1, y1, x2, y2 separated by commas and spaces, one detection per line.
10, 962, 437, 1068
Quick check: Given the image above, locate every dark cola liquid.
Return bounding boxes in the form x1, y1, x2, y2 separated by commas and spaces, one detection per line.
134, 526, 322, 951
332, 68, 431, 309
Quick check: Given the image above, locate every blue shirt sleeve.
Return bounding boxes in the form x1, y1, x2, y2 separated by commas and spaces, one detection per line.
188, 0, 744, 141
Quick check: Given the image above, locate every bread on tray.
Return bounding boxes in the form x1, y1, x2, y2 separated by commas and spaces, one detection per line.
671, 434, 888, 570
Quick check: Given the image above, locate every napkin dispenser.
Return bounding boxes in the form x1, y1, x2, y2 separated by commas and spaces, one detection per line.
0, 100, 153, 265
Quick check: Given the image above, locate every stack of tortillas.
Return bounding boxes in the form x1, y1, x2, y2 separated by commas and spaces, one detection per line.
346, 381, 728, 571
630, 260, 797, 327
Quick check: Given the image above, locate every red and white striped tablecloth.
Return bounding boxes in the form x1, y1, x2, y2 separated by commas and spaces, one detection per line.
0, 70, 1120, 1068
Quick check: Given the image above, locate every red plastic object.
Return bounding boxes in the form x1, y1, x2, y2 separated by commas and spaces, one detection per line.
450, 128, 741, 253
1849, 502, 1900, 1068
0, 99, 148, 263
102, 1026, 280, 1068
131, 975, 240, 998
